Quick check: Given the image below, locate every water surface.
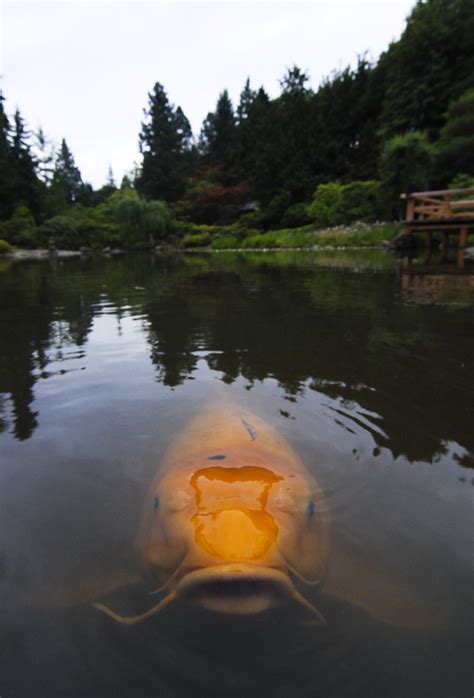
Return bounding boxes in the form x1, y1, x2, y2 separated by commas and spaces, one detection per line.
0, 250, 472, 697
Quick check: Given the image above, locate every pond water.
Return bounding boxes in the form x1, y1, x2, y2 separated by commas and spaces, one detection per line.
0, 249, 473, 697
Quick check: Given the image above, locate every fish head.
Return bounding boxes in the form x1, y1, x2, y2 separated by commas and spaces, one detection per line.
136, 449, 329, 614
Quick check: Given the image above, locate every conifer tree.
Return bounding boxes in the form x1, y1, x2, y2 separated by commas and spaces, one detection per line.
199, 90, 236, 176
0, 91, 14, 219
51, 138, 83, 205
10, 109, 40, 215
138, 82, 193, 202
236, 78, 257, 124
34, 127, 55, 185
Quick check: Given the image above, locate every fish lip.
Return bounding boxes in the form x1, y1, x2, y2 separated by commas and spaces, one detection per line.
175, 563, 294, 608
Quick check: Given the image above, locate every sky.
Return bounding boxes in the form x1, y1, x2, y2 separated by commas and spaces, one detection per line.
1, 0, 415, 188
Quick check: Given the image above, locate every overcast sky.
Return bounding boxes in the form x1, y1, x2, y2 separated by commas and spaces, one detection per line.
1, 0, 415, 188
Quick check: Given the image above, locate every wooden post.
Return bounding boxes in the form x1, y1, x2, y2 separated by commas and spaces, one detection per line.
441, 232, 449, 261
425, 231, 432, 253
457, 226, 468, 268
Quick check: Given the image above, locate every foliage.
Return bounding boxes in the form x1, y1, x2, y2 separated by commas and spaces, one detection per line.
0, 205, 37, 246
376, 0, 474, 141
37, 215, 81, 248
208, 222, 401, 250
51, 138, 83, 205
199, 90, 236, 176
378, 132, 433, 218
308, 183, 343, 227
308, 180, 381, 227
178, 181, 248, 225
280, 203, 311, 229
448, 173, 474, 190
113, 190, 171, 245
2, 0, 474, 245
137, 82, 193, 202
435, 88, 474, 185
0, 239, 12, 254
182, 232, 213, 248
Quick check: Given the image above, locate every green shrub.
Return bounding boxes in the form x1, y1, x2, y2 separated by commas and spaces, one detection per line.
379, 131, 433, 218
211, 235, 241, 250
0, 205, 37, 247
308, 181, 382, 227
281, 203, 311, 228
308, 183, 343, 227
335, 181, 382, 223
448, 173, 474, 190
436, 88, 474, 185
0, 239, 12, 255
37, 216, 81, 248
182, 232, 212, 248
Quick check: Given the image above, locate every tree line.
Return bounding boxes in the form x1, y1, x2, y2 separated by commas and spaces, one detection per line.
1, 0, 473, 251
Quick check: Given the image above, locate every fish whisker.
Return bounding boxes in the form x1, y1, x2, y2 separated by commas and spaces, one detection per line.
92, 590, 176, 625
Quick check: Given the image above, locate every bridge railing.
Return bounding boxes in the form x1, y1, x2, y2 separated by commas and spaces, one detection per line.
401, 187, 474, 222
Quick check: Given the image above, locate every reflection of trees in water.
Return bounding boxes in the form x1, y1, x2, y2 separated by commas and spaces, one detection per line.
0, 253, 472, 464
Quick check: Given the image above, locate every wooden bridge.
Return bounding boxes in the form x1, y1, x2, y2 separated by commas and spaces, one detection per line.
401, 187, 474, 266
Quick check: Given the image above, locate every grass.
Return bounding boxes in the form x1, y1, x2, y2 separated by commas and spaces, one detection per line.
206, 222, 402, 250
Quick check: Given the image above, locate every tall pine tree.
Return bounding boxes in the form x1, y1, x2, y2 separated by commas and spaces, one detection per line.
10, 109, 40, 216
0, 91, 15, 219
137, 82, 193, 202
51, 138, 83, 206
199, 90, 236, 178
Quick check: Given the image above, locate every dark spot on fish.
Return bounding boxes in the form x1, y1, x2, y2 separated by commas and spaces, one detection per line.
154, 496, 160, 510
307, 501, 317, 518
208, 455, 226, 460
241, 418, 257, 441
373, 447, 381, 457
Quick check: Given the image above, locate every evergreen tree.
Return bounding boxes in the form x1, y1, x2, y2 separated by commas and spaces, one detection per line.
435, 87, 474, 185
314, 58, 379, 182
0, 91, 15, 219
34, 127, 55, 185
107, 165, 116, 188
137, 82, 193, 202
199, 90, 236, 176
236, 78, 257, 123
376, 0, 474, 141
10, 109, 40, 216
279, 65, 310, 94
51, 138, 83, 205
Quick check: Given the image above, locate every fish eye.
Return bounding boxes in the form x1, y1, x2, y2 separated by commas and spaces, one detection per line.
153, 496, 160, 511
306, 500, 316, 518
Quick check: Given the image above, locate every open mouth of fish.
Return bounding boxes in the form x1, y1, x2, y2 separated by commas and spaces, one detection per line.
175, 564, 294, 613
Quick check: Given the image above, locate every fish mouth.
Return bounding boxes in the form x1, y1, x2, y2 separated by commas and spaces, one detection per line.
175, 564, 294, 614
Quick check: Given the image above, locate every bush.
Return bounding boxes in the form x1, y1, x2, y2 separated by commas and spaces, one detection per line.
0, 205, 37, 247
113, 193, 171, 246
0, 239, 12, 255
448, 173, 474, 190
182, 232, 212, 248
308, 181, 382, 227
436, 88, 474, 186
37, 216, 81, 248
211, 235, 241, 250
335, 181, 382, 223
281, 203, 311, 228
379, 131, 433, 218
307, 183, 343, 227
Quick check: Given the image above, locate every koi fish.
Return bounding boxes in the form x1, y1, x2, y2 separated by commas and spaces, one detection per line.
94, 403, 329, 623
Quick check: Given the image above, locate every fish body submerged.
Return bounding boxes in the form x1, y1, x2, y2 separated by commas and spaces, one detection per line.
128, 403, 329, 620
